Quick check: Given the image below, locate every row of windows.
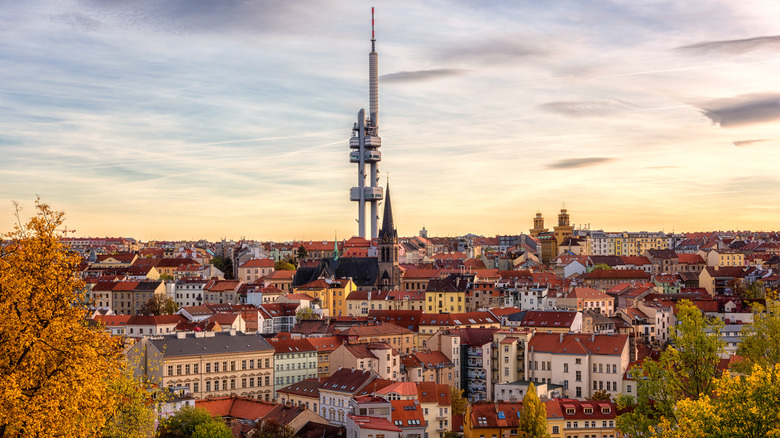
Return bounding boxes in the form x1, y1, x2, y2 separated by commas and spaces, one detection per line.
276, 362, 315, 371
565, 420, 615, 429
166, 358, 270, 376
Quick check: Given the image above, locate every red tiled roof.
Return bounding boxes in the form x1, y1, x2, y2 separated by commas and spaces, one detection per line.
348, 415, 402, 432
528, 333, 628, 356
196, 396, 277, 421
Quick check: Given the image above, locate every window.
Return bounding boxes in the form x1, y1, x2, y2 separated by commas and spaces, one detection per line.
564, 363, 569, 373
206, 381, 211, 392
552, 426, 559, 434
575, 358, 582, 364
193, 382, 199, 393
185, 364, 190, 375
193, 364, 199, 374
167, 365, 173, 376
242, 360, 247, 370
176, 365, 182, 375
576, 370, 582, 381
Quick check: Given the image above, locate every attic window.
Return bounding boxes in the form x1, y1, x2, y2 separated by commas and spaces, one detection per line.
566, 408, 575, 415
497, 411, 505, 419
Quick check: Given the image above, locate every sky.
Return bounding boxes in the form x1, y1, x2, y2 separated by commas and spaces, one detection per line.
1, 0, 780, 241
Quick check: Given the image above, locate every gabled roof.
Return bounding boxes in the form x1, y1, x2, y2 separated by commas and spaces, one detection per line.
149, 332, 273, 358
195, 396, 277, 421
567, 287, 611, 300
126, 314, 187, 326
348, 415, 402, 432
376, 382, 418, 397
267, 337, 316, 354
390, 400, 425, 428
417, 382, 451, 405
520, 310, 577, 328
319, 368, 375, 394
527, 333, 628, 356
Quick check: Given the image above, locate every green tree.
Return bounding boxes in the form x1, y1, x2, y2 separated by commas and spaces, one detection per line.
248, 419, 295, 438
518, 383, 550, 438
442, 432, 464, 438
295, 306, 319, 321
591, 263, 612, 271
275, 260, 295, 271
158, 273, 175, 282
210, 256, 233, 279
157, 405, 232, 438
616, 300, 724, 436
450, 387, 468, 416
296, 245, 308, 261
734, 299, 780, 374
0, 200, 126, 437
141, 294, 179, 316
589, 390, 612, 402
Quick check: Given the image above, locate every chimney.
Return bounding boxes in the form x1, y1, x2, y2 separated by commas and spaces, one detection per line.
559, 333, 563, 343
229, 329, 236, 336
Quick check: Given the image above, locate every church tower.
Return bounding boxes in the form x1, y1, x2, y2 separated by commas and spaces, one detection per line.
553, 206, 573, 245
530, 211, 548, 237
377, 184, 400, 291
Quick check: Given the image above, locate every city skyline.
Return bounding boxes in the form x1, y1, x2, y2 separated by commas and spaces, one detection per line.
2, 1, 780, 241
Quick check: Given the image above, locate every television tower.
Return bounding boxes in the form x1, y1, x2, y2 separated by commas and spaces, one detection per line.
349, 7, 383, 239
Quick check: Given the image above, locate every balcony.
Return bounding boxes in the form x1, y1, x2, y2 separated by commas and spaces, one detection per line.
349, 136, 382, 149
467, 371, 486, 380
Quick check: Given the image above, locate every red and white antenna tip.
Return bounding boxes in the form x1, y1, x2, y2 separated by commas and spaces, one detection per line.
371, 7, 375, 39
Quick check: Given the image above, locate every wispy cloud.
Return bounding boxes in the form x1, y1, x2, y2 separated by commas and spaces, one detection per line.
677, 35, 780, 55
698, 93, 780, 127
435, 38, 547, 66
50, 12, 102, 32
547, 157, 615, 169
733, 139, 768, 147
538, 100, 633, 118
381, 69, 468, 83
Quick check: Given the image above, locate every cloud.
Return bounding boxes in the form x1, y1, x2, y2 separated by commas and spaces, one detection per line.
677, 35, 780, 55
380, 69, 468, 83
546, 157, 615, 169
435, 38, 546, 66
698, 93, 780, 127
733, 139, 767, 147
50, 12, 102, 32
538, 99, 633, 118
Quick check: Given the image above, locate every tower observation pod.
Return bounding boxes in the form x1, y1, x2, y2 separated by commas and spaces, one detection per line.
350, 7, 383, 239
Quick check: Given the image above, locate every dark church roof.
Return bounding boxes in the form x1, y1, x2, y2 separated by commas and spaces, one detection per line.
291, 257, 379, 288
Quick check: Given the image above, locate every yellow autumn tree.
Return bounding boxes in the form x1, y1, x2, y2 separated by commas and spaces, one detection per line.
654, 364, 780, 437
0, 200, 126, 437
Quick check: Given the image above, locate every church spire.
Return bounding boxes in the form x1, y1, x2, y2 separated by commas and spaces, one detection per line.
379, 183, 395, 241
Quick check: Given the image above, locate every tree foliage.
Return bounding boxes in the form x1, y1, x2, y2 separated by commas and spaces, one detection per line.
274, 260, 295, 271
296, 245, 308, 261
653, 364, 780, 438
140, 294, 179, 316
518, 383, 550, 438
210, 256, 233, 279
734, 299, 780, 374
589, 390, 612, 402
591, 263, 612, 271
157, 405, 232, 438
102, 369, 158, 438
295, 306, 319, 321
0, 200, 126, 437
450, 386, 468, 417
616, 300, 724, 436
